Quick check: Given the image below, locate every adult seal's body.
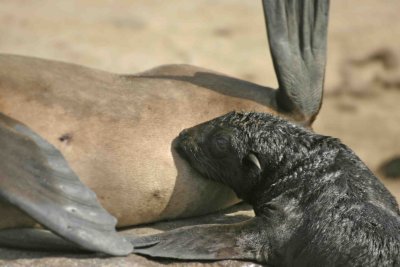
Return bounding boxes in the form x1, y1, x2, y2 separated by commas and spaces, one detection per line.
0, 0, 329, 255
133, 111, 400, 266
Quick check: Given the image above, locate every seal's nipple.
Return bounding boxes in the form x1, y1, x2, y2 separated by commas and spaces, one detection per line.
59, 133, 73, 145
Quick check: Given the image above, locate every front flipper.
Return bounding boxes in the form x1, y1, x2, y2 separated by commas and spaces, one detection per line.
0, 113, 132, 255
131, 218, 267, 262
0, 228, 84, 252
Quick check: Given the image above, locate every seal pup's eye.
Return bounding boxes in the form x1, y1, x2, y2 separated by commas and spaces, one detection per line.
209, 132, 231, 157
215, 136, 229, 151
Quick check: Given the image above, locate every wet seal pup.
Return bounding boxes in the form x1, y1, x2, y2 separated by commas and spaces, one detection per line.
132, 111, 400, 266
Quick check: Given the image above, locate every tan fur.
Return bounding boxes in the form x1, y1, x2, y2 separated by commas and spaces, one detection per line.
0, 201, 38, 229
0, 54, 281, 227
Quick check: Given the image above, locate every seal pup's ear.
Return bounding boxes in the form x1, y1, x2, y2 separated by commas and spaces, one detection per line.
0, 113, 132, 255
244, 153, 262, 171
131, 217, 267, 261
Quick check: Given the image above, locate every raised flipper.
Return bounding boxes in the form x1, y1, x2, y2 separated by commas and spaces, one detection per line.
263, 0, 330, 124
131, 218, 267, 262
0, 113, 132, 255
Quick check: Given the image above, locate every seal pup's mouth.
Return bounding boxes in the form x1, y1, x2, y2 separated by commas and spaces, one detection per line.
174, 127, 211, 181
174, 128, 194, 164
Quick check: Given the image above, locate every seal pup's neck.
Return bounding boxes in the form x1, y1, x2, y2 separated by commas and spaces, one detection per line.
246, 133, 343, 214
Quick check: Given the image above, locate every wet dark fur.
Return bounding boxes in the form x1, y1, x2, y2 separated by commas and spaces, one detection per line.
177, 111, 400, 266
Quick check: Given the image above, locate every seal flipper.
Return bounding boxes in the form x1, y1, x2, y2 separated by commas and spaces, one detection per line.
131, 218, 267, 262
263, 0, 330, 123
0, 113, 132, 256
0, 228, 84, 252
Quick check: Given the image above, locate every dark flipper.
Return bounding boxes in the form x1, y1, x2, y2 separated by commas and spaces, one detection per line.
0, 113, 132, 255
0, 228, 84, 252
131, 218, 267, 262
263, 0, 330, 123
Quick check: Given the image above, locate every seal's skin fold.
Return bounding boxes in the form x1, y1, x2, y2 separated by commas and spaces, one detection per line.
132, 112, 400, 266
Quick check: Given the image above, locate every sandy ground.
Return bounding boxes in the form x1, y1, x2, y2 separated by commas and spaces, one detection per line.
0, 0, 400, 266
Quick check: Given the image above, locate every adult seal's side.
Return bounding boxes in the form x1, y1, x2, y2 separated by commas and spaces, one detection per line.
133, 112, 400, 266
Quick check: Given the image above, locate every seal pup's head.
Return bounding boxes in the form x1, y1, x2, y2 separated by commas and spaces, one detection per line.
176, 111, 317, 201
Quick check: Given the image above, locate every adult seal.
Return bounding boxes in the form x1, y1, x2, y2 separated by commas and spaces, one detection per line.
133, 111, 400, 266
0, 0, 329, 255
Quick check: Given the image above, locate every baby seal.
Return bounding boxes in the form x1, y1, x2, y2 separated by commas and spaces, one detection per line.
132, 111, 400, 266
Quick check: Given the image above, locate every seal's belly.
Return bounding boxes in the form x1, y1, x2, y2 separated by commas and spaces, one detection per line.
0, 55, 276, 226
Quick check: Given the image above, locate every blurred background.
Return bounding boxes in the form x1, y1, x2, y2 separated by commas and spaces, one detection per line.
1, 0, 399, 199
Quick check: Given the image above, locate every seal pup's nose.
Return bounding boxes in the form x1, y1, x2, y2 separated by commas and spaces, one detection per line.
178, 129, 190, 141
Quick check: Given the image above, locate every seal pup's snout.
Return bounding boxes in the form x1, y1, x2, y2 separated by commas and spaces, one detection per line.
176, 127, 198, 161
178, 128, 190, 140
177, 127, 196, 148
178, 127, 197, 143
177, 125, 205, 147
176, 123, 213, 168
